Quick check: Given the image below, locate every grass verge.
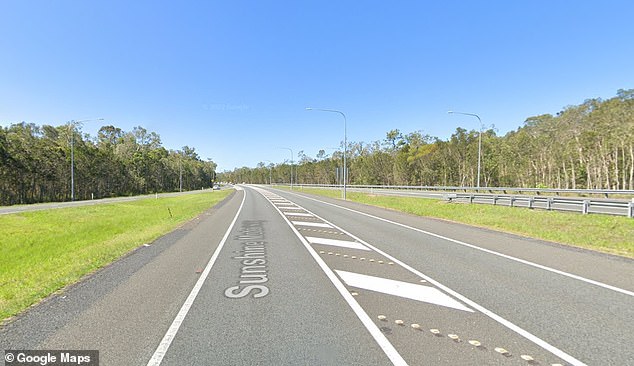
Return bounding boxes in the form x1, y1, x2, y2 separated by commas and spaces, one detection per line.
290, 187, 634, 259
0, 190, 233, 322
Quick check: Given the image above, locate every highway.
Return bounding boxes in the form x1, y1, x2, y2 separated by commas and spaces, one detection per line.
2, 185, 633, 365
0, 189, 223, 216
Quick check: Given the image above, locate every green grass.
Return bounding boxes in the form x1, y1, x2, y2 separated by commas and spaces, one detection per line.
291, 187, 634, 259
0, 190, 233, 322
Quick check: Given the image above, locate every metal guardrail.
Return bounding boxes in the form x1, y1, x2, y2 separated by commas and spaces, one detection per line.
294, 184, 634, 198
444, 193, 634, 218
289, 184, 634, 218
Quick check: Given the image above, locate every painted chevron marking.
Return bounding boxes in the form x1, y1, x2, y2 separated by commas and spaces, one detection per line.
291, 221, 332, 228
336, 270, 473, 312
306, 237, 371, 251
283, 212, 313, 217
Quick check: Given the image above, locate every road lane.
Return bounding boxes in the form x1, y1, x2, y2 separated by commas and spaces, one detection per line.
265, 186, 634, 365
0, 189, 223, 215
154, 186, 393, 365
3, 184, 632, 365
253, 187, 575, 365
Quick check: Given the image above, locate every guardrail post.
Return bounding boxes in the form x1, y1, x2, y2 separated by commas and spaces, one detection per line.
547, 197, 553, 210
469, 194, 474, 204
582, 200, 590, 215
444, 193, 457, 202
493, 196, 497, 205
509, 196, 515, 207
528, 197, 534, 209
628, 199, 634, 218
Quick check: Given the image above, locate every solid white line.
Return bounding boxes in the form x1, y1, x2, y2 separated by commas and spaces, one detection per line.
272, 188, 588, 366
252, 187, 408, 366
146, 190, 246, 366
292, 192, 634, 298
291, 221, 332, 228
336, 270, 473, 312
306, 236, 371, 251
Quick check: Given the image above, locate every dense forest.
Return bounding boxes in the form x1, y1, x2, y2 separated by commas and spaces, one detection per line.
2, 90, 632, 206
221, 90, 634, 190
0, 123, 217, 205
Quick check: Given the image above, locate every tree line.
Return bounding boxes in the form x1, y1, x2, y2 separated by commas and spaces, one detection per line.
0, 123, 217, 205
221, 89, 634, 190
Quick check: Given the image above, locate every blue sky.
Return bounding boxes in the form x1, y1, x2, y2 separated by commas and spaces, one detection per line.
1, 1, 633, 171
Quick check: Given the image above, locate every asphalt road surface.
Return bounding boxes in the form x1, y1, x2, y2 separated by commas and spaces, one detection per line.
2, 185, 633, 365
0, 188, 224, 216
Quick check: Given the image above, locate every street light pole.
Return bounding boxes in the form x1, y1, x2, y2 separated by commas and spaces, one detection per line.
67, 118, 104, 201
448, 111, 483, 188
280, 148, 293, 189
306, 108, 347, 200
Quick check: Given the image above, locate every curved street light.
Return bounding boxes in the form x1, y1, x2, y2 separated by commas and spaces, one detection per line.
306, 108, 347, 200
448, 111, 483, 188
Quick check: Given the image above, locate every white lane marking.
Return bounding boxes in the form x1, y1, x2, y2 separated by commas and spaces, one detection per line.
280, 206, 303, 211
306, 237, 371, 251
270, 188, 588, 366
283, 212, 314, 217
252, 187, 408, 366
291, 221, 332, 228
146, 191, 247, 366
292, 192, 634, 298
336, 270, 472, 312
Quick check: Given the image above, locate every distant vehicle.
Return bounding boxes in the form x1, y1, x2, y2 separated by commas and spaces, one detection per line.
213, 184, 220, 190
